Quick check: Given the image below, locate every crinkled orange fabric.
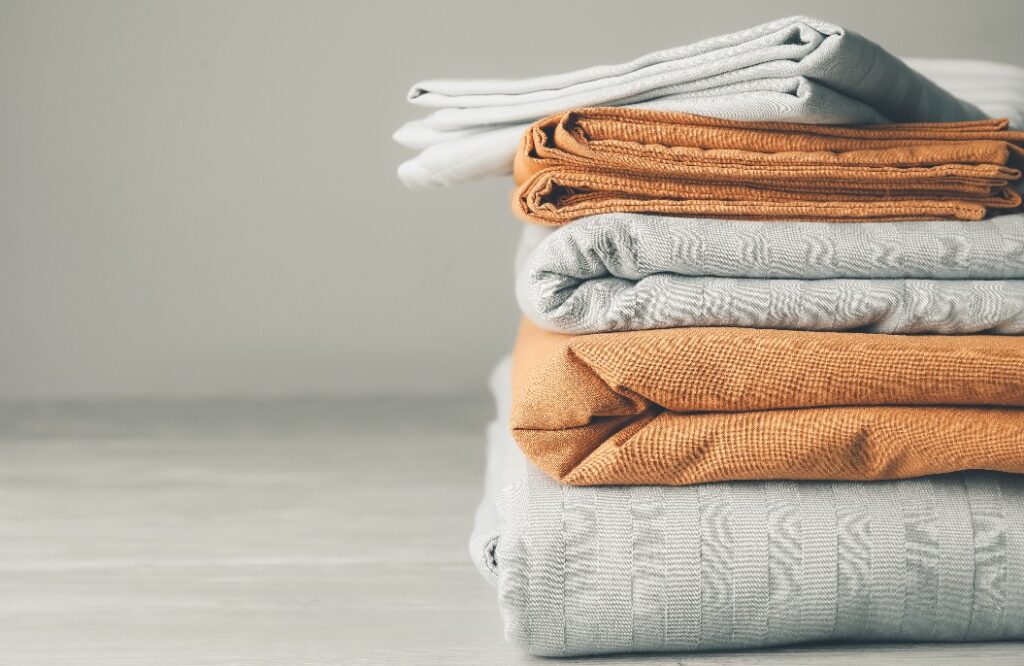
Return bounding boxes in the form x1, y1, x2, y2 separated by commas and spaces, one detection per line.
510, 319, 1024, 485
512, 108, 1024, 224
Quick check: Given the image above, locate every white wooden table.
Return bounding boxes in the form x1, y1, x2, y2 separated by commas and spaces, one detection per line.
0, 398, 1021, 665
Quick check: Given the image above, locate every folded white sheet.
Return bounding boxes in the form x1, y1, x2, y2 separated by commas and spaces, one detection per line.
395, 16, 1003, 187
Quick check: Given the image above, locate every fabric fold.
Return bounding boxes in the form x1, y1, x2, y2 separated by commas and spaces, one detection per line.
907, 58, 1024, 129
395, 16, 999, 188
515, 212, 1024, 334
510, 319, 1024, 485
473, 358, 1024, 656
511, 107, 1024, 224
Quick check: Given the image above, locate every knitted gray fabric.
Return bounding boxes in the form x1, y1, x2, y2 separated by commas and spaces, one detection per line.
471, 359, 1024, 657
516, 214, 1024, 334
394, 16, 991, 187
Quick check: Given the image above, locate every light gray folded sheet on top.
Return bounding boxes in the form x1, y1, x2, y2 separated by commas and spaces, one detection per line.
472, 358, 1024, 657
394, 16, 1002, 187
516, 213, 1024, 334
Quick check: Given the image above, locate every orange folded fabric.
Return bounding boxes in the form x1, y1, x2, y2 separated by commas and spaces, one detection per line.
510, 319, 1024, 485
512, 108, 1024, 224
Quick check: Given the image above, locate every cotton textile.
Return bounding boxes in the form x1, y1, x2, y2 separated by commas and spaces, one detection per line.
510, 319, 1024, 486
473, 359, 1024, 656
396, 16, 992, 188
512, 108, 1024, 224
516, 213, 1024, 334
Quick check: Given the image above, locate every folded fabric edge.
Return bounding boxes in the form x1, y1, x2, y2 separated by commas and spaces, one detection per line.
468, 356, 519, 584
396, 124, 528, 187
508, 320, 1024, 485
403, 15, 837, 102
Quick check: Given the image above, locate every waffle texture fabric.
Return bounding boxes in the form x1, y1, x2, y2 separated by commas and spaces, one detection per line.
473, 359, 1024, 656
510, 319, 1024, 486
515, 213, 1024, 334
394, 16, 994, 188
512, 108, 1024, 224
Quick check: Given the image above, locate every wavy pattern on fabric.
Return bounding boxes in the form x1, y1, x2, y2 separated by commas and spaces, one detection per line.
394, 16, 992, 187
472, 359, 1024, 657
516, 213, 1024, 334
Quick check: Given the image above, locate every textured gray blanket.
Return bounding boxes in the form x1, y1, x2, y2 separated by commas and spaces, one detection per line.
471, 359, 1024, 657
516, 214, 1024, 334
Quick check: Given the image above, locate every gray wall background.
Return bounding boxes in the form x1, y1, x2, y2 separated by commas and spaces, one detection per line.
2, 0, 1022, 400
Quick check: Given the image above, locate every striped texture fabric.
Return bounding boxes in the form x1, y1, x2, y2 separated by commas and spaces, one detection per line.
472, 359, 1024, 657
516, 212, 1024, 334
395, 17, 988, 188
511, 109, 1024, 224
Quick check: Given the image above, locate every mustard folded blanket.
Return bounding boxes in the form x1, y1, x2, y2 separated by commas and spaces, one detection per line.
512, 108, 1024, 224
510, 319, 1024, 485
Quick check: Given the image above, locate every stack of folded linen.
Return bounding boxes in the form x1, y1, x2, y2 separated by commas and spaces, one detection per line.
397, 16, 1024, 657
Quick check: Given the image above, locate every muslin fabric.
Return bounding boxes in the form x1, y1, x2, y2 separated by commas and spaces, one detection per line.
472, 359, 1024, 656
512, 108, 1024, 224
510, 319, 1024, 486
395, 16, 998, 188
516, 213, 1024, 334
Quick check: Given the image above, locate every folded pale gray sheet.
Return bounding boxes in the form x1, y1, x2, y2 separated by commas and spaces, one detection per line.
471, 359, 1024, 657
516, 214, 1024, 334
395, 16, 997, 187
